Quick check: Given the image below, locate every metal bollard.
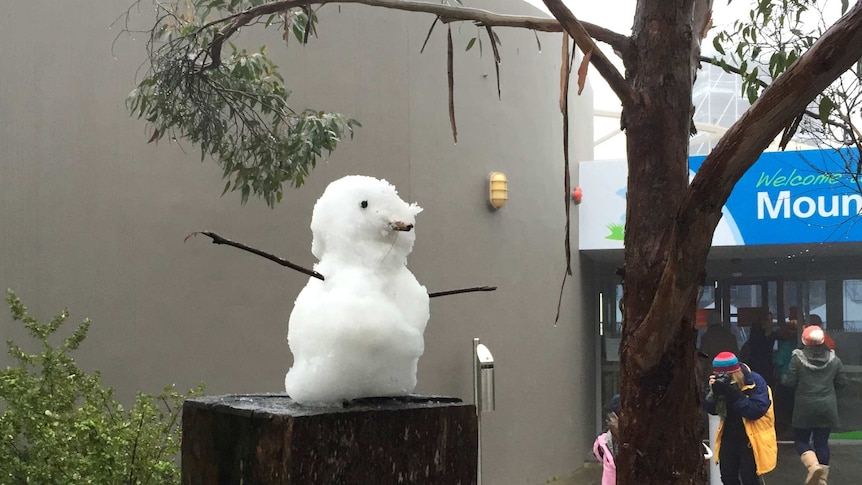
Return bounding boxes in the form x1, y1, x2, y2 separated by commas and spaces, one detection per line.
473, 338, 496, 485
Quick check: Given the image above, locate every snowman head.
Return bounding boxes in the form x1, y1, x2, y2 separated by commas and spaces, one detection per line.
310, 176, 423, 265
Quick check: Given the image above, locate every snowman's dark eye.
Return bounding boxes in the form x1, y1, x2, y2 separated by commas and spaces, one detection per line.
360, 200, 368, 209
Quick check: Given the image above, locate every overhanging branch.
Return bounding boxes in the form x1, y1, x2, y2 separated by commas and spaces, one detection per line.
203, 0, 632, 70
699, 55, 852, 132
686, 1, 862, 228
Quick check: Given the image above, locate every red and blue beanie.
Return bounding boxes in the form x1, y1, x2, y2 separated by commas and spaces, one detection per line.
713, 351, 741, 373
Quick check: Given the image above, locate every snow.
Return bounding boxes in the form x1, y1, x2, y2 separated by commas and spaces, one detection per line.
285, 175, 430, 404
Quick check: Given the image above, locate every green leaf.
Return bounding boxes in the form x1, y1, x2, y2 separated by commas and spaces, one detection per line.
786, 50, 798, 67
768, 52, 782, 78
712, 37, 725, 56
293, 21, 305, 43
818, 97, 834, 125
466, 37, 476, 51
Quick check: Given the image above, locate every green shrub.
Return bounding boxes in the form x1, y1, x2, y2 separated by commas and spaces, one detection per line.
0, 289, 203, 484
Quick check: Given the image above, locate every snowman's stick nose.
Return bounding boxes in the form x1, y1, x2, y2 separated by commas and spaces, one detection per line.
391, 221, 414, 232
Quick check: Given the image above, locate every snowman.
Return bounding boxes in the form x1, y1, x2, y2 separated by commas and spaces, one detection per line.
285, 175, 430, 404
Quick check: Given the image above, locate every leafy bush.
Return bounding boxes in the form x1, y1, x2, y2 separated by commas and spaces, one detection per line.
0, 290, 203, 484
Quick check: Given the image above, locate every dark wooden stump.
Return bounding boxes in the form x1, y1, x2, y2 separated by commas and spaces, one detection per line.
181, 394, 478, 485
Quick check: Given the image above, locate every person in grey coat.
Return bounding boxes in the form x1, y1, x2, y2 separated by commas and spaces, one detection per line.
700, 310, 740, 377
782, 326, 847, 485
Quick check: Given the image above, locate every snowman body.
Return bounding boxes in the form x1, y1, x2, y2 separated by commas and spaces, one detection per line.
285, 176, 429, 404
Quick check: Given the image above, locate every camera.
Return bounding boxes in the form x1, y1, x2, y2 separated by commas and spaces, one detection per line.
714, 372, 733, 386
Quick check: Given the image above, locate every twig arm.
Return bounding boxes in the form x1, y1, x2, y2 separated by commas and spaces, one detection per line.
186, 231, 498, 298
185, 231, 325, 280
428, 286, 497, 298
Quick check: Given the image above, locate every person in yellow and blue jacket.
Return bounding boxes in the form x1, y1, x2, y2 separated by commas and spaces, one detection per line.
704, 351, 778, 485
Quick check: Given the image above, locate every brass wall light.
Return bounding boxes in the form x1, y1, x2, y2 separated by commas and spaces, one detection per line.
488, 172, 508, 209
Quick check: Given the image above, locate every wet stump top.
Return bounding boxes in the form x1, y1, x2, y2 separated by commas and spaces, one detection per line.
181, 394, 478, 485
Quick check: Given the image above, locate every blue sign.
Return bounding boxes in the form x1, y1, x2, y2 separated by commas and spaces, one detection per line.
689, 148, 862, 245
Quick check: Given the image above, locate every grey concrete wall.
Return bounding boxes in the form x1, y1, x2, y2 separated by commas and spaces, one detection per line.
0, 1, 595, 483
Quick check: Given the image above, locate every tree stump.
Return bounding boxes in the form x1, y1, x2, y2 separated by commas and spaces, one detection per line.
181, 394, 478, 485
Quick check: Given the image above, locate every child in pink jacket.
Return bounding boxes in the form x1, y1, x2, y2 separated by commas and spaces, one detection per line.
593, 395, 620, 485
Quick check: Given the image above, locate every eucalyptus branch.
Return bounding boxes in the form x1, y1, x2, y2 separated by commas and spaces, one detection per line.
130, 0, 635, 205
699, 55, 851, 132
201, 0, 631, 71
684, 0, 862, 236
130, 18, 360, 206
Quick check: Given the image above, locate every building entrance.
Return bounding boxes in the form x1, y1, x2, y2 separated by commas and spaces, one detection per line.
596, 256, 862, 439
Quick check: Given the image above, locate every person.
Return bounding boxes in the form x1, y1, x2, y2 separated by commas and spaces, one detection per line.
804, 314, 836, 351
700, 311, 740, 386
704, 351, 777, 485
773, 318, 799, 380
772, 317, 800, 439
593, 394, 620, 485
700, 311, 740, 376
742, 312, 776, 386
781, 326, 847, 485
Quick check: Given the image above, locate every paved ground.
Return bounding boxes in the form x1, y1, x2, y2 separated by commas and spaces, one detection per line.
550, 441, 862, 484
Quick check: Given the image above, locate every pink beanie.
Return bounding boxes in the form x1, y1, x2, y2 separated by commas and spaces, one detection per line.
802, 326, 825, 346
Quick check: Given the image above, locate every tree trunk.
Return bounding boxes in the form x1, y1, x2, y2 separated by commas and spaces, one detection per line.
614, 2, 862, 483
616, 1, 711, 483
